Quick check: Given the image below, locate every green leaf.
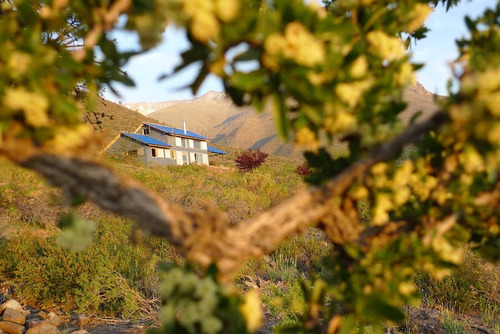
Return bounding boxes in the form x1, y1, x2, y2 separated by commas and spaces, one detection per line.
304, 148, 332, 168
233, 48, 262, 62
172, 46, 208, 75
57, 213, 96, 252
343, 242, 361, 259
366, 297, 406, 322
409, 111, 423, 126
273, 94, 290, 140
465, 16, 476, 32
302, 105, 323, 125
230, 70, 266, 91
224, 80, 246, 106
251, 93, 265, 111
191, 66, 209, 95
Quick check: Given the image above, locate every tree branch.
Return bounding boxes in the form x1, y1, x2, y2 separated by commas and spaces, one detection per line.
16, 111, 448, 279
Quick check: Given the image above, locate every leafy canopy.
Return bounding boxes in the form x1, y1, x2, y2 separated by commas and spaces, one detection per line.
0, 0, 499, 333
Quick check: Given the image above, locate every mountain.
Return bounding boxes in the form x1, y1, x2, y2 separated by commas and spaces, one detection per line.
86, 97, 231, 155
123, 91, 231, 116
401, 82, 440, 122
142, 92, 295, 156
140, 83, 439, 158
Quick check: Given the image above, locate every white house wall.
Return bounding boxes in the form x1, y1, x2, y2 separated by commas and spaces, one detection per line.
146, 147, 178, 166
175, 150, 183, 165
137, 124, 214, 166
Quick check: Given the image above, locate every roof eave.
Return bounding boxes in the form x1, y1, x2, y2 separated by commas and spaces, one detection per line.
121, 132, 171, 148
146, 144, 172, 148
144, 123, 208, 140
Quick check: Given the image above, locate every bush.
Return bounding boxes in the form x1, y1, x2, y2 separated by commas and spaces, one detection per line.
415, 248, 500, 313
235, 150, 269, 172
295, 163, 311, 177
0, 216, 164, 317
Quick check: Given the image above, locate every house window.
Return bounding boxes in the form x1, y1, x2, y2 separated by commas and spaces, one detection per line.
158, 148, 165, 158
171, 150, 176, 159
193, 141, 201, 149
181, 138, 186, 147
151, 148, 157, 157
143, 128, 150, 135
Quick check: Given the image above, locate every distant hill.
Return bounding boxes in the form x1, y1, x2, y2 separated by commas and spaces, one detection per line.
134, 82, 439, 158
123, 91, 231, 116
90, 97, 232, 155
401, 83, 440, 122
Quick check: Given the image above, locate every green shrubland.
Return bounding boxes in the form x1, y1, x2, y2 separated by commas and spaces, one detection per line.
0, 217, 161, 317
0, 156, 303, 319
0, 157, 498, 331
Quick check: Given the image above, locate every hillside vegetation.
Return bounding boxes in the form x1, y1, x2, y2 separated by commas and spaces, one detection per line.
0, 154, 303, 313
0, 156, 498, 333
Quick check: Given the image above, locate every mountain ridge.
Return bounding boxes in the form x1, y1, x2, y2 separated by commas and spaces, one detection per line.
125, 83, 439, 158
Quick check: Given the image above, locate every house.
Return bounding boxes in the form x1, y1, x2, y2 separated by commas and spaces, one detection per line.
107, 121, 227, 166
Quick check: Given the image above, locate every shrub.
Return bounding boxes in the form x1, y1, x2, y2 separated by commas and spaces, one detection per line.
295, 163, 310, 177
235, 150, 269, 172
415, 248, 500, 313
0, 216, 164, 317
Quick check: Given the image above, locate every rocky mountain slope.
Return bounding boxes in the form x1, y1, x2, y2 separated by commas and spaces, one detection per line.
128, 83, 439, 158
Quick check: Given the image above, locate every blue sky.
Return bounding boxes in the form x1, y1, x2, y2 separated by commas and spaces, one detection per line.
103, 0, 496, 104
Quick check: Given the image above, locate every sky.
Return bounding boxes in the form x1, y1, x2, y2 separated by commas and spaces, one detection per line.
103, 0, 496, 104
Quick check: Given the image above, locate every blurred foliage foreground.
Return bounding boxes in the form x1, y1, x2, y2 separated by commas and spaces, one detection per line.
0, 0, 499, 333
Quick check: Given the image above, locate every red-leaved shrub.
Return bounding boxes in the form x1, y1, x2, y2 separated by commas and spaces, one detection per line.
296, 163, 311, 176
235, 150, 269, 172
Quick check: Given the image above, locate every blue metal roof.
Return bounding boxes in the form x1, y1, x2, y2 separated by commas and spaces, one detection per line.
121, 132, 171, 147
207, 146, 227, 154
144, 122, 208, 140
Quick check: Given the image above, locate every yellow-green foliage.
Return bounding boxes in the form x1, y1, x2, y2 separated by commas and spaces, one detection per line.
2, 0, 500, 331
109, 157, 302, 222
0, 217, 159, 316
0, 157, 303, 318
